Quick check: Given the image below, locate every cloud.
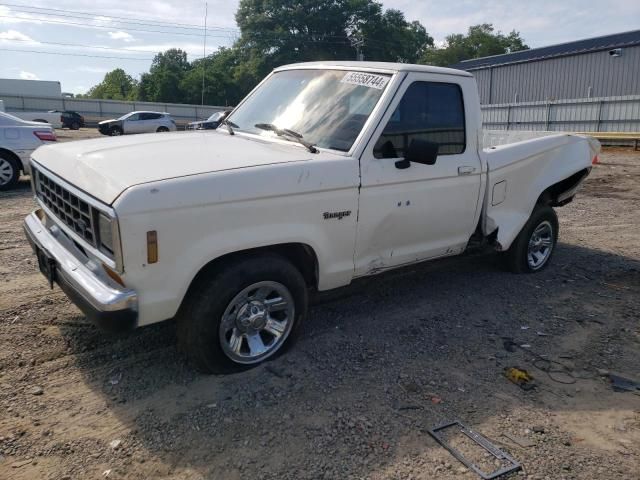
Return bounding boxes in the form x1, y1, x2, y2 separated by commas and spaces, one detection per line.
108, 30, 135, 42
19, 71, 39, 80
75, 66, 112, 73
0, 29, 36, 42
0, 6, 43, 25
124, 42, 206, 58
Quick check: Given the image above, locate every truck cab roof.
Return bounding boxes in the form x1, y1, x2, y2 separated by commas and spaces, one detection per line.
275, 61, 473, 77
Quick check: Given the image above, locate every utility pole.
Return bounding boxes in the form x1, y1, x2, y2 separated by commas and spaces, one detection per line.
201, 1, 208, 106
351, 37, 364, 61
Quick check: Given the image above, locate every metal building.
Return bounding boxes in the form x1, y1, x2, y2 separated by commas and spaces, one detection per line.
450, 30, 640, 105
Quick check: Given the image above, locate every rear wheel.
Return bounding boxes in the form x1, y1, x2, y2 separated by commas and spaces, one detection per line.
0, 154, 20, 191
70, 121, 80, 130
505, 205, 558, 273
156, 126, 170, 133
110, 126, 123, 136
178, 254, 308, 373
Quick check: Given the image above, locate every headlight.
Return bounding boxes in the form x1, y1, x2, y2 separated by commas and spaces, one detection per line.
98, 213, 115, 254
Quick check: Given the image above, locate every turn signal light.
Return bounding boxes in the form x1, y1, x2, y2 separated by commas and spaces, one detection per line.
147, 231, 158, 264
102, 264, 125, 287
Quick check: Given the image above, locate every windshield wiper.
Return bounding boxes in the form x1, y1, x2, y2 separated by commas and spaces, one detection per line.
221, 119, 238, 136
254, 123, 318, 153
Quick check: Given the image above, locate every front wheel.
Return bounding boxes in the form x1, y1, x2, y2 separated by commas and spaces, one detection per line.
504, 205, 558, 273
110, 126, 123, 136
178, 254, 308, 373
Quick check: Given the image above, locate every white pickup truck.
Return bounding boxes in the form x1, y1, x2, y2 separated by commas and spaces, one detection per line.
24, 61, 599, 373
11, 110, 63, 129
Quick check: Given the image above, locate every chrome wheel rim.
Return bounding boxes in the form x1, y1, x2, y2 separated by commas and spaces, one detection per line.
219, 281, 294, 364
111, 129, 121, 136
0, 158, 14, 185
527, 220, 553, 270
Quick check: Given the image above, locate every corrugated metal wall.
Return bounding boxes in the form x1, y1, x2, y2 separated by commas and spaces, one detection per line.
481, 95, 640, 132
473, 45, 640, 104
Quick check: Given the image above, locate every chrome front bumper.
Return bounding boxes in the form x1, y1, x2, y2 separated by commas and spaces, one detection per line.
23, 209, 138, 332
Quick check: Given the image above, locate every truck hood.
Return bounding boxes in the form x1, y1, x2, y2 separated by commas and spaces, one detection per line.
32, 131, 315, 204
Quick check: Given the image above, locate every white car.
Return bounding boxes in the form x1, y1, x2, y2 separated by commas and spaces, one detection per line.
24, 62, 599, 373
11, 110, 63, 129
0, 111, 56, 190
98, 111, 177, 136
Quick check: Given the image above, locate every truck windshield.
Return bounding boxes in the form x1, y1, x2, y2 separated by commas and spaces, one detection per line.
226, 69, 391, 152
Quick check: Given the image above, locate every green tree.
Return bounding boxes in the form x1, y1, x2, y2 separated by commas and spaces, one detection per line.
181, 47, 252, 106
235, 0, 432, 72
422, 24, 528, 66
138, 49, 191, 103
83, 68, 138, 100
360, 9, 433, 62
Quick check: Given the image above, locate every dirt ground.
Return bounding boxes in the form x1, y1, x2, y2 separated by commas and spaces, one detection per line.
0, 142, 639, 480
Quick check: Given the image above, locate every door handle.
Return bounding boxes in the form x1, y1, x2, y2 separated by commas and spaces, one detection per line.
458, 166, 476, 175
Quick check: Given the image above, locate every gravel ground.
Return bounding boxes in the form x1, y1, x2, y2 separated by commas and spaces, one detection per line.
0, 146, 639, 480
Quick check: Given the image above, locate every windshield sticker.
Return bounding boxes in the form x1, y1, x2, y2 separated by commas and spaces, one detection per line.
341, 72, 389, 90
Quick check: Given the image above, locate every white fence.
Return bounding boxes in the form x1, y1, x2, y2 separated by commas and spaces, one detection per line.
0, 93, 228, 127
481, 95, 640, 132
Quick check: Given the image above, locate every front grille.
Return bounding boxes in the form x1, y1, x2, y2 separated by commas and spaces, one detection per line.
33, 167, 97, 247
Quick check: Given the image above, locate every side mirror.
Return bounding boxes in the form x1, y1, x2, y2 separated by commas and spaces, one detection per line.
395, 139, 439, 169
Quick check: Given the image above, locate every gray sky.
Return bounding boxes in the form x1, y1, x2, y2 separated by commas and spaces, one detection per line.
1, 0, 638, 94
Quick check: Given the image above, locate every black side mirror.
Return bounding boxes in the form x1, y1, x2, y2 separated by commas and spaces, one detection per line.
395, 139, 439, 169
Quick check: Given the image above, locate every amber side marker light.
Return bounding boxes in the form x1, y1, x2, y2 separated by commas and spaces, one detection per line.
102, 264, 125, 287
147, 230, 158, 264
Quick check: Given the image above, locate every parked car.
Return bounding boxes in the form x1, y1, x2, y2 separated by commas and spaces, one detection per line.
186, 110, 230, 130
11, 110, 62, 129
24, 62, 599, 373
98, 111, 176, 136
0, 111, 56, 190
58, 111, 85, 130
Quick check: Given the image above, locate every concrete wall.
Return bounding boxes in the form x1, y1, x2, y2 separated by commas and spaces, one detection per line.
0, 94, 228, 127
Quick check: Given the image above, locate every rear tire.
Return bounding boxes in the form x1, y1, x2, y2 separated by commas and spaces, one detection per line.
504, 205, 558, 273
177, 254, 308, 374
157, 126, 170, 133
0, 153, 20, 191
71, 121, 80, 130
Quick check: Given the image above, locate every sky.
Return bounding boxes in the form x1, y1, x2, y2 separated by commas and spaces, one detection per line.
0, 0, 639, 95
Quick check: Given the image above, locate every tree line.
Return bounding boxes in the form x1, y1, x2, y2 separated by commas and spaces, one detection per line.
78, 0, 528, 107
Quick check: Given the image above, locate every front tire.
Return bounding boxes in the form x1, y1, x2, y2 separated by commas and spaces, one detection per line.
505, 205, 558, 273
110, 126, 123, 136
0, 154, 20, 191
178, 254, 308, 373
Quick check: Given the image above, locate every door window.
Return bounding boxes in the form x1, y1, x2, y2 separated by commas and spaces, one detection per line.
373, 82, 466, 159
139, 113, 162, 120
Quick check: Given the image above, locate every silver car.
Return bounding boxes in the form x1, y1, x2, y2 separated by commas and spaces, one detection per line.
0, 111, 57, 190
98, 111, 177, 136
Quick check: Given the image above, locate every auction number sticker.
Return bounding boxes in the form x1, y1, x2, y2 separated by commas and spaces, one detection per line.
341, 72, 389, 90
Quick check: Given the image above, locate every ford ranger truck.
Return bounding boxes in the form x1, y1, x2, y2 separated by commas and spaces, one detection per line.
23, 62, 599, 373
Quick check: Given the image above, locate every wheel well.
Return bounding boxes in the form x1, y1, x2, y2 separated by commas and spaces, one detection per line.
0, 148, 23, 172
536, 168, 590, 207
187, 243, 319, 294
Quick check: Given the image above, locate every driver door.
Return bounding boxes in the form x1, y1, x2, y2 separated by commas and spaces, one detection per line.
354, 74, 483, 276
123, 113, 142, 133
